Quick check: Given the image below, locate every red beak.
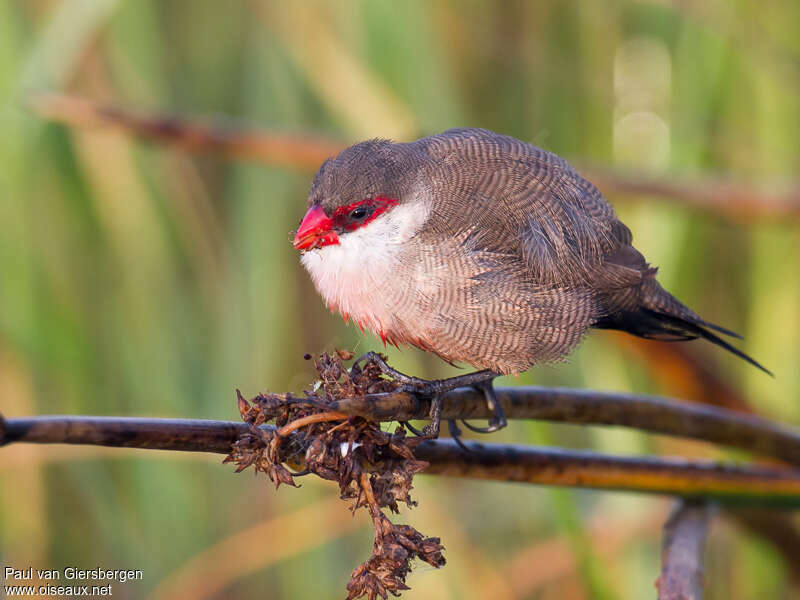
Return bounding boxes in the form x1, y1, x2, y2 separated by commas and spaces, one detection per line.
293, 205, 339, 250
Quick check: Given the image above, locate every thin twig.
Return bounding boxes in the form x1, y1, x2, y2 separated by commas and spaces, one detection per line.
276, 411, 349, 437
30, 94, 342, 171
329, 386, 800, 466
415, 440, 800, 505
656, 501, 714, 600
8, 379, 800, 470
581, 167, 800, 220
5, 415, 800, 505
9, 381, 800, 468
31, 93, 800, 219
0, 415, 241, 452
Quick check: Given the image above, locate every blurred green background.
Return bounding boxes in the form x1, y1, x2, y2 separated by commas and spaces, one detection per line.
2, 1, 799, 598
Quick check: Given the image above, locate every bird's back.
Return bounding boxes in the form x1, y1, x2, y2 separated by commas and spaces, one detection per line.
401, 128, 768, 374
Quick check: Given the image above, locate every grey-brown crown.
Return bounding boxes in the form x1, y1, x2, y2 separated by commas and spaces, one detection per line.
308, 139, 429, 215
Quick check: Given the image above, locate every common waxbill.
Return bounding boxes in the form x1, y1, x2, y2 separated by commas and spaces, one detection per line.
293, 128, 768, 433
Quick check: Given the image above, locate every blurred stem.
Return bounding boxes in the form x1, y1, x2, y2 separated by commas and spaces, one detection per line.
530, 422, 617, 600
615, 335, 800, 584
728, 510, 800, 586
5, 415, 800, 506
657, 501, 714, 600
29, 93, 341, 170
30, 93, 800, 219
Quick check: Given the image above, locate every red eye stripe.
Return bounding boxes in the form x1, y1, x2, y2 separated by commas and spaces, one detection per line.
332, 196, 399, 231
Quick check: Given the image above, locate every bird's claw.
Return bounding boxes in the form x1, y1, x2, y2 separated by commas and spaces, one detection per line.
352, 351, 507, 439
459, 415, 507, 434
400, 393, 442, 439
447, 419, 472, 451
456, 377, 507, 434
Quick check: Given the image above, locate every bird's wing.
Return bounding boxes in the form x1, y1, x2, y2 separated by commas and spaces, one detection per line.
413, 128, 771, 374
406, 128, 623, 369
419, 128, 638, 290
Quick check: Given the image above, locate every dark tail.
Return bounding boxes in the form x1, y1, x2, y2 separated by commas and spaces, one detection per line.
594, 307, 772, 376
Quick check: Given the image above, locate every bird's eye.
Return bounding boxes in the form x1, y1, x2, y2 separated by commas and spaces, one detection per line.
349, 206, 369, 220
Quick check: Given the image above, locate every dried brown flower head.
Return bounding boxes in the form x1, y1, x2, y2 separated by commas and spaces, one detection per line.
225, 352, 445, 599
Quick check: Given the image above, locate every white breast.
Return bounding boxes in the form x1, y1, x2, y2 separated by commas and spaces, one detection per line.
300, 201, 430, 334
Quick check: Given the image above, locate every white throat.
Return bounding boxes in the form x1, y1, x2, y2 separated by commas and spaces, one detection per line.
300, 200, 430, 332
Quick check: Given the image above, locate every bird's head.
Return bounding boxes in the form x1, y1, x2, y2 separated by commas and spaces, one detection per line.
293, 139, 430, 252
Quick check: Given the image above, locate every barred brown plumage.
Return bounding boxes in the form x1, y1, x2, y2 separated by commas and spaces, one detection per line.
295, 128, 769, 380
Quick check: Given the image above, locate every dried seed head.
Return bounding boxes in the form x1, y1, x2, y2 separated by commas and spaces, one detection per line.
226, 351, 445, 600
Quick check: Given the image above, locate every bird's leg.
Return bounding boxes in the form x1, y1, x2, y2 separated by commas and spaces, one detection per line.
398, 420, 425, 437
402, 415, 471, 450
422, 394, 442, 437
352, 351, 496, 394
396, 394, 441, 439
351, 351, 505, 437
351, 351, 444, 388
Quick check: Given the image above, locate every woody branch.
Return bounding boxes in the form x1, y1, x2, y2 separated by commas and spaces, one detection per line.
4, 412, 800, 505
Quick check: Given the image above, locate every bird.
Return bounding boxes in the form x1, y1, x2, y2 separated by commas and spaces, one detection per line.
293, 128, 769, 436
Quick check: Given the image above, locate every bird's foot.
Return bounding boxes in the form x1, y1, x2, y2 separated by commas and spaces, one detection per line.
351, 351, 444, 389
459, 378, 507, 434
351, 352, 507, 441
399, 394, 442, 439
352, 351, 497, 395
400, 411, 473, 452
